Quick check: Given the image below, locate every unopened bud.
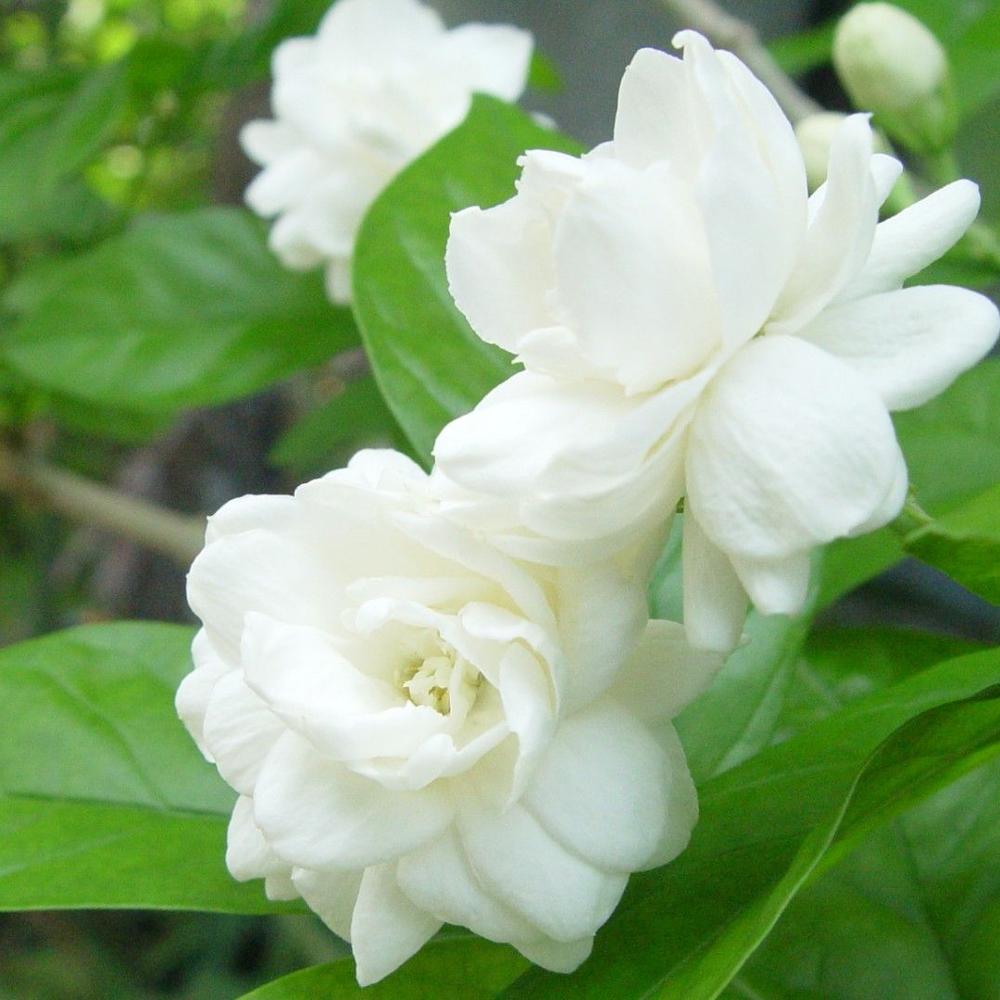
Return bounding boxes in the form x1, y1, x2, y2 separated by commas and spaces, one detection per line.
833, 3, 957, 154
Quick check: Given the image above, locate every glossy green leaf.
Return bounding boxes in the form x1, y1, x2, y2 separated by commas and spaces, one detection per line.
0, 63, 124, 240
240, 938, 527, 999
352, 95, 580, 462
727, 756, 1000, 1000
901, 484, 1000, 603
818, 359, 1000, 606
1, 208, 356, 415
500, 648, 1000, 999
776, 625, 980, 740
0, 622, 299, 915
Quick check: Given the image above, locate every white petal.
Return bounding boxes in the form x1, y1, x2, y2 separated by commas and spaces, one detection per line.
265, 874, 299, 901
841, 180, 981, 301
350, 864, 442, 987
445, 197, 556, 356
253, 732, 453, 870
396, 827, 540, 943
799, 285, 1000, 410
239, 614, 442, 763
613, 47, 699, 171
554, 561, 649, 713
687, 335, 904, 560
244, 149, 327, 216
769, 114, 878, 334
458, 795, 627, 942
317, 0, 444, 60
437, 24, 533, 102
202, 671, 283, 796
240, 120, 300, 165
640, 725, 698, 869
516, 936, 593, 974
729, 550, 813, 616
293, 866, 363, 942
175, 629, 231, 755
612, 617, 726, 721
226, 795, 286, 881
681, 513, 747, 653
551, 159, 721, 391
203, 493, 301, 545
521, 700, 670, 871
186, 524, 338, 664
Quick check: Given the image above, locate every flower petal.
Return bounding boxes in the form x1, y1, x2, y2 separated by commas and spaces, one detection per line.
640, 724, 698, 869
681, 513, 748, 653
350, 863, 442, 987
521, 700, 670, 871
437, 24, 533, 102
292, 866, 363, 941
728, 550, 813, 616
516, 936, 593, 974
202, 671, 283, 796
687, 335, 904, 560
838, 180, 981, 301
396, 827, 540, 943
798, 284, 1000, 410
175, 630, 232, 754
226, 795, 289, 882
316, 0, 444, 60
458, 795, 627, 942
551, 158, 721, 391
612, 617, 726, 719
253, 732, 453, 870
769, 114, 878, 334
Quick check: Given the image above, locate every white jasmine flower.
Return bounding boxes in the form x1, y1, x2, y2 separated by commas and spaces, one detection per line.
241, 0, 532, 303
434, 32, 999, 651
177, 450, 719, 984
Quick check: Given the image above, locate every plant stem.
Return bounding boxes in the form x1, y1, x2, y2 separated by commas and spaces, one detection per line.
661, 0, 822, 123
0, 443, 205, 567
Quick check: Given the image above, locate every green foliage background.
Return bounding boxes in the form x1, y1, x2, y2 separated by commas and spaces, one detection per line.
0, 1, 998, 998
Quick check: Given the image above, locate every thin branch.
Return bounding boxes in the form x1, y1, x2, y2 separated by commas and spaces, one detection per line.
661, 0, 822, 123
0, 444, 205, 568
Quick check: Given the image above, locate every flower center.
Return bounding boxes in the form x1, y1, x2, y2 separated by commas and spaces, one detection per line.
396, 642, 481, 719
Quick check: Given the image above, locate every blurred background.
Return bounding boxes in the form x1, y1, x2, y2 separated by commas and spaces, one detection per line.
0, 0, 996, 996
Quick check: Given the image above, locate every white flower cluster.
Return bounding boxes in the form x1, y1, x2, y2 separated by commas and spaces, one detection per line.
184, 0, 999, 986
241, 0, 532, 303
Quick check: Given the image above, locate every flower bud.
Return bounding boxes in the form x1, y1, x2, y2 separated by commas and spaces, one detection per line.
833, 3, 957, 154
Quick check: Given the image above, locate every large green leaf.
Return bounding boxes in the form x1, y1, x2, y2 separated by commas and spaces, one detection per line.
898, 485, 1000, 603
500, 648, 1000, 999
0, 63, 124, 241
0, 622, 298, 914
0, 208, 356, 415
818, 359, 1000, 606
240, 938, 527, 999
352, 95, 580, 462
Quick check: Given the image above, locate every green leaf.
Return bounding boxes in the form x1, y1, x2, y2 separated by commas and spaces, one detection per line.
352, 95, 580, 462
0, 64, 125, 241
239, 938, 527, 999
269, 376, 404, 478
818, 359, 1000, 606
776, 626, 981, 739
728, 757, 1000, 1000
0, 622, 298, 915
650, 517, 818, 783
500, 648, 1000, 999
899, 484, 1000, 603
0, 207, 357, 415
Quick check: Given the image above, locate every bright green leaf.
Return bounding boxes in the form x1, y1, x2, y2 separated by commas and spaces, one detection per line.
352, 95, 580, 462
0, 64, 124, 241
0, 622, 299, 915
0, 208, 357, 415
500, 648, 1000, 999
239, 938, 528, 999
900, 484, 1000, 603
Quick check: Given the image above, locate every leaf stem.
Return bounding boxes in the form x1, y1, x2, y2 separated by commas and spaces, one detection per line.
660, 0, 822, 122
0, 443, 205, 567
